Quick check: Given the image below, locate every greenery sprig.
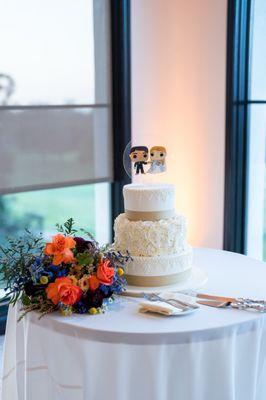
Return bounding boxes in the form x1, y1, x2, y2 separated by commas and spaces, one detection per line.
0, 231, 44, 304
55, 218, 78, 235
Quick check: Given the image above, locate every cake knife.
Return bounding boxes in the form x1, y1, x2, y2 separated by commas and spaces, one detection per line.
180, 291, 266, 312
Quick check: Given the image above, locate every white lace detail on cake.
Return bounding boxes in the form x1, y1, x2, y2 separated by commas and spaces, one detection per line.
114, 213, 187, 256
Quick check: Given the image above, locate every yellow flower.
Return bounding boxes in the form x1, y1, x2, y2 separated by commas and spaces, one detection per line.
89, 307, 97, 315
67, 275, 78, 286
117, 267, 124, 276
60, 307, 73, 316
69, 264, 83, 278
40, 276, 49, 285
78, 275, 90, 291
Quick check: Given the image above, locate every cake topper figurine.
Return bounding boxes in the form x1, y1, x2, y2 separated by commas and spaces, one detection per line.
147, 146, 167, 174
128, 144, 167, 175
129, 146, 148, 175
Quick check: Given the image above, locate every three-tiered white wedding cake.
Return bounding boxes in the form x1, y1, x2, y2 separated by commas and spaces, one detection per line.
114, 183, 192, 287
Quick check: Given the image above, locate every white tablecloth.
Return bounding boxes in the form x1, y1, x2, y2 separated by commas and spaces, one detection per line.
2, 248, 266, 400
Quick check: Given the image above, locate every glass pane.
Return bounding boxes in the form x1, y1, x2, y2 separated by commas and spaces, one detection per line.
246, 104, 266, 260
249, 0, 266, 99
0, 107, 112, 193
0, 0, 110, 105
0, 182, 111, 247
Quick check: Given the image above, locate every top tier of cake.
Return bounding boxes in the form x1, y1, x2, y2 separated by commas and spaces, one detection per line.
123, 183, 175, 221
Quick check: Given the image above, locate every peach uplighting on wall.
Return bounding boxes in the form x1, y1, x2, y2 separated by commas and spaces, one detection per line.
131, 0, 227, 248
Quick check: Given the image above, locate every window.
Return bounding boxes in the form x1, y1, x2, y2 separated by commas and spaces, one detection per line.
0, 0, 112, 246
225, 0, 266, 260
0, 0, 131, 331
0, 0, 108, 106
246, 0, 266, 260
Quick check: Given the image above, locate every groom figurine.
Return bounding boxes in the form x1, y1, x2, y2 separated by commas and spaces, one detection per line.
129, 146, 149, 174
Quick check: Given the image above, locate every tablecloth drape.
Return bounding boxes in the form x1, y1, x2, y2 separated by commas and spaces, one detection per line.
2, 248, 266, 400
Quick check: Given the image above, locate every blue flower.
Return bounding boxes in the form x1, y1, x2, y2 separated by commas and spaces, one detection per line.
110, 276, 127, 294
34, 257, 42, 265
43, 264, 59, 281
75, 300, 89, 314
48, 264, 59, 273
99, 284, 111, 296
99, 275, 126, 297
45, 271, 54, 279
31, 257, 45, 281
57, 268, 68, 277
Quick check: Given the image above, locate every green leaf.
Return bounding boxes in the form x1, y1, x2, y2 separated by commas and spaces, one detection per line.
21, 293, 31, 306
76, 253, 94, 266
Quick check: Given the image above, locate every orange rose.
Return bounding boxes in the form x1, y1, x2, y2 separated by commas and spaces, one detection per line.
44, 234, 76, 265
88, 275, 100, 291
46, 277, 70, 305
46, 277, 82, 306
58, 283, 83, 306
96, 259, 115, 286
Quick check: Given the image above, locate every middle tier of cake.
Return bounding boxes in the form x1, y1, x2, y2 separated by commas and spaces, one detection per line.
114, 213, 187, 257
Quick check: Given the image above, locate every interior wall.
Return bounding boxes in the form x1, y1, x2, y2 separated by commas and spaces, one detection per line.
131, 0, 227, 248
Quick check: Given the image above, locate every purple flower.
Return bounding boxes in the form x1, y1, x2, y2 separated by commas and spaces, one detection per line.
86, 290, 104, 308
24, 281, 38, 296
74, 237, 96, 254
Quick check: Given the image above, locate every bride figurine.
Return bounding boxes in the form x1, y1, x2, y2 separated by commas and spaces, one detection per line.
147, 146, 167, 174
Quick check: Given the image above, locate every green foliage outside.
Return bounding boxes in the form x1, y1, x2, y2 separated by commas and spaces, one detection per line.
0, 185, 96, 247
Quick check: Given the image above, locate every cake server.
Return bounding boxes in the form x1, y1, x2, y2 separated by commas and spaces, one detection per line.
197, 299, 266, 312
181, 292, 266, 312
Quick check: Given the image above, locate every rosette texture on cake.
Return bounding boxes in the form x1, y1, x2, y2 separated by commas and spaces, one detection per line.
114, 213, 187, 257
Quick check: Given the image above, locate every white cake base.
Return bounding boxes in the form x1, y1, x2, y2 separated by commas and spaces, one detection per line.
124, 248, 193, 287
123, 266, 207, 296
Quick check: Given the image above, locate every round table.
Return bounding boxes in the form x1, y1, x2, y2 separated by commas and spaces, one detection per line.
2, 248, 266, 400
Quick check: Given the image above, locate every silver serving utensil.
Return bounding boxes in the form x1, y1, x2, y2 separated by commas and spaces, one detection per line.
197, 299, 266, 313
165, 296, 199, 310
142, 293, 198, 311
194, 295, 266, 312
231, 299, 266, 312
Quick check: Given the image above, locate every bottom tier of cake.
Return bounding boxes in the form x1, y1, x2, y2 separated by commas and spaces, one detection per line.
124, 246, 193, 287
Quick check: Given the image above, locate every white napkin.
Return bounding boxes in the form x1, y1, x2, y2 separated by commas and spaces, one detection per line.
139, 292, 198, 316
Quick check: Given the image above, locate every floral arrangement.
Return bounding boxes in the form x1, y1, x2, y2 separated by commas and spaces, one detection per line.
0, 219, 130, 318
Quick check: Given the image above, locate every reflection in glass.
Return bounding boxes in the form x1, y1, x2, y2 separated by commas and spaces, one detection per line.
0, 74, 15, 105
0, 107, 112, 194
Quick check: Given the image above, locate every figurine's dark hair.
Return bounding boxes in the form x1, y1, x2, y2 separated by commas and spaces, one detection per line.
130, 146, 148, 154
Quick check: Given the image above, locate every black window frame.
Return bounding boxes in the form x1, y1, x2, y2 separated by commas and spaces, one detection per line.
225, 0, 266, 255
111, 0, 131, 224
224, 0, 251, 253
